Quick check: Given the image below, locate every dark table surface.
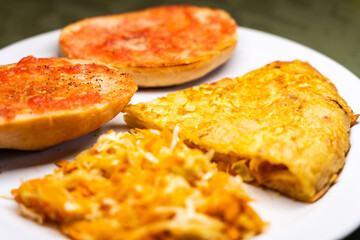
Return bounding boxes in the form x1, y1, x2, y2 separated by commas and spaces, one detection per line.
1, 0, 359, 239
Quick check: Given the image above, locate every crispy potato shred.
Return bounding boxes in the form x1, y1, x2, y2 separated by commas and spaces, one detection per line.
13, 128, 264, 240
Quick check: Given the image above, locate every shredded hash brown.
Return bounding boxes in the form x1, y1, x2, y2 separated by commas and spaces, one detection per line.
13, 128, 264, 240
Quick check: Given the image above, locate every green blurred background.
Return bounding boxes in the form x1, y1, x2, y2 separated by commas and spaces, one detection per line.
1, 0, 359, 238
1, 0, 360, 78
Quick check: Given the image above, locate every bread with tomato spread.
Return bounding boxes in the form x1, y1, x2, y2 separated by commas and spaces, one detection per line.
0, 56, 137, 150
59, 5, 237, 87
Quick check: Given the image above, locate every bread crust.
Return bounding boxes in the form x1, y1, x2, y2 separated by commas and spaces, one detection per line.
113, 45, 236, 87
59, 5, 237, 87
0, 102, 121, 150
0, 56, 137, 150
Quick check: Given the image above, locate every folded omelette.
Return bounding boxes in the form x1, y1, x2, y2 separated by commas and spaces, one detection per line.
123, 60, 358, 202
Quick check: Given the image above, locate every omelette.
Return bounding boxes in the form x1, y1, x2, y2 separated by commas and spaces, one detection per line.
13, 128, 264, 239
123, 60, 358, 202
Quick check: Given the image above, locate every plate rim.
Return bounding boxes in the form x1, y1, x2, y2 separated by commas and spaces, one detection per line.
0, 26, 359, 240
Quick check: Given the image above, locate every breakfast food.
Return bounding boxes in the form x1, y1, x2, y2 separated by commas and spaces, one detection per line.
13, 128, 265, 239
59, 5, 237, 87
123, 60, 358, 202
0, 56, 137, 150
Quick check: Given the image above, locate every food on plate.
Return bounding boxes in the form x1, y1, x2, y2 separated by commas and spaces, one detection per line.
59, 5, 237, 87
123, 60, 359, 202
0, 56, 137, 150
13, 128, 265, 239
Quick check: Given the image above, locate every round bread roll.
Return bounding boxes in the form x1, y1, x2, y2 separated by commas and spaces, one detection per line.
0, 56, 137, 150
59, 5, 237, 87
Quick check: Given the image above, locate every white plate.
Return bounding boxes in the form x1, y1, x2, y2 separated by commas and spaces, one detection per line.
0, 27, 359, 240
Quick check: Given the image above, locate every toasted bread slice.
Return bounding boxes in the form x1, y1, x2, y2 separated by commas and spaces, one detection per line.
13, 128, 264, 239
59, 5, 237, 87
0, 56, 137, 150
123, 60, 358, 202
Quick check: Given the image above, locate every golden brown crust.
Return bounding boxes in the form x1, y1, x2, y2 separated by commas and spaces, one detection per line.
59, 5, 237, 87
123, 60, 357, 202
0, 56, 137, 150
0, 102, 124, 150
111, 45, 236, 87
